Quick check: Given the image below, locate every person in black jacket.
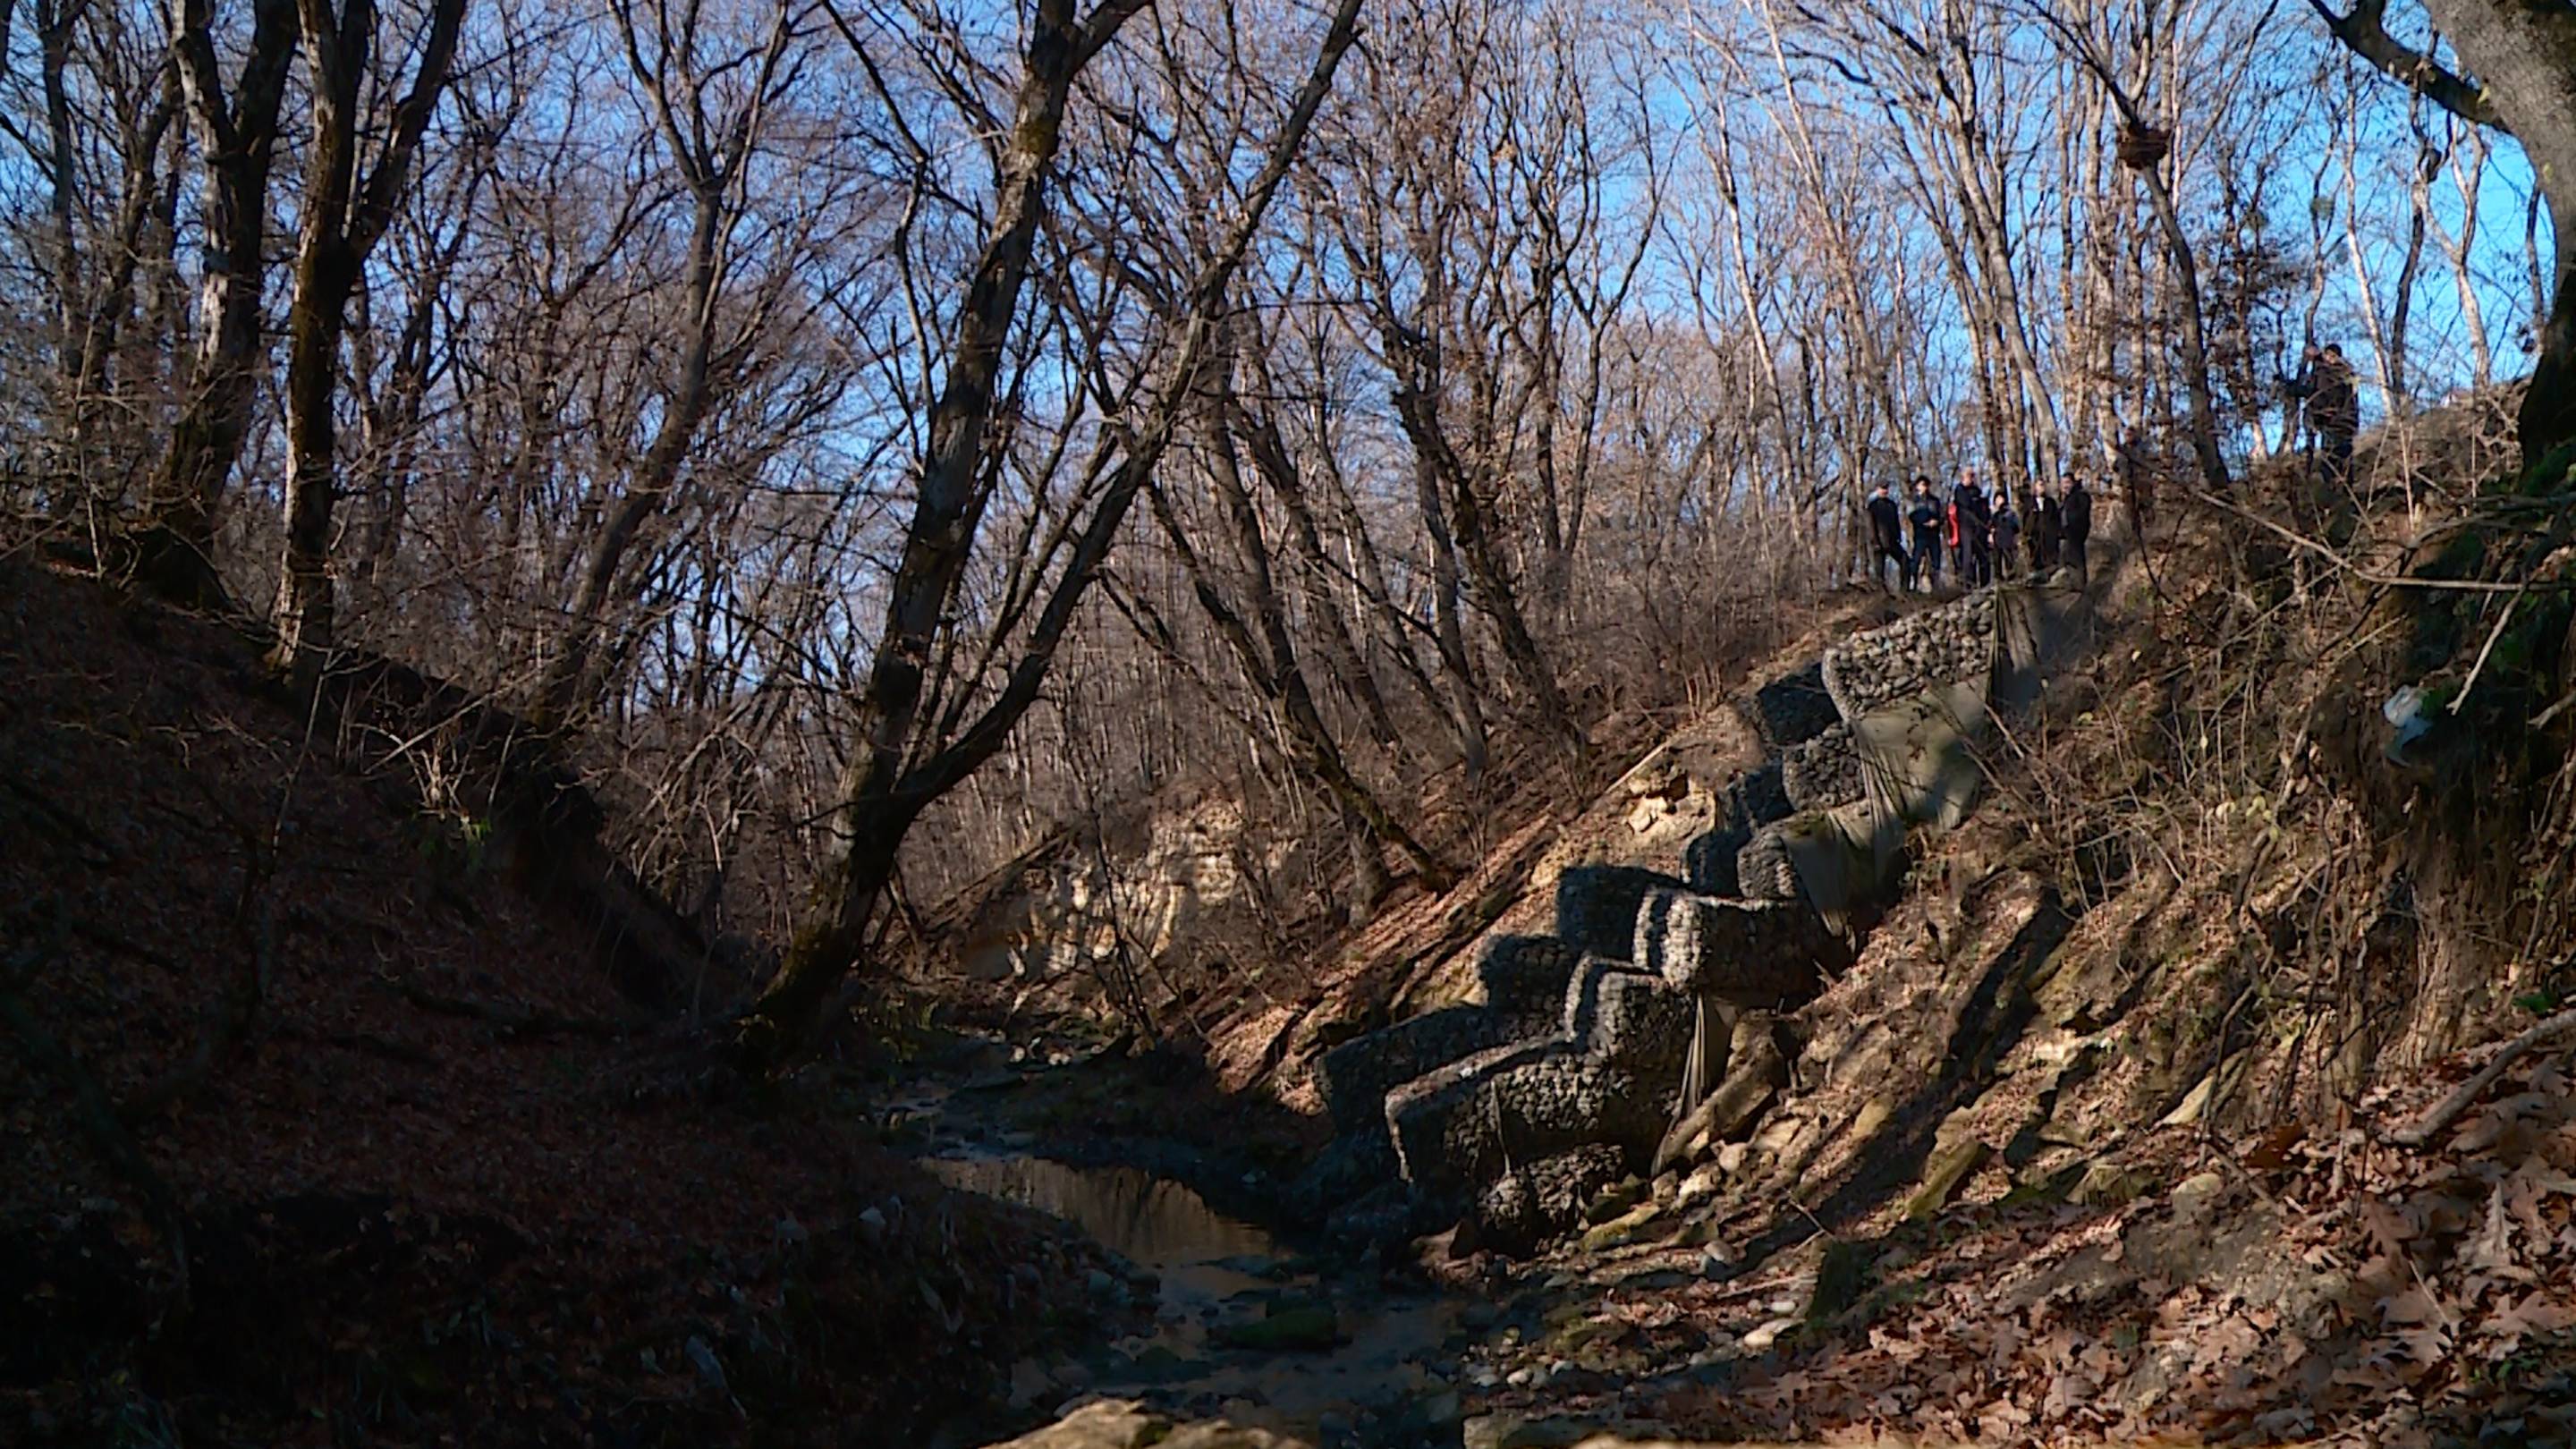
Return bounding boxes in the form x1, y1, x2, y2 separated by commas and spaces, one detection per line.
1953, 469, 1993, 588
1867, 480, 1910, 592
2028, 479, 2063, 576
2286, 343, 2360, 492
1907, 477, 1944, 593
2061, 474, 2094, 579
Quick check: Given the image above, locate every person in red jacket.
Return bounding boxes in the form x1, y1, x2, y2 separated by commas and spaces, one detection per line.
1943, 489, 1963, 588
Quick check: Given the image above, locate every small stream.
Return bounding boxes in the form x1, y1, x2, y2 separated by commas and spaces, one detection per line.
909, 1070, 1479, 1446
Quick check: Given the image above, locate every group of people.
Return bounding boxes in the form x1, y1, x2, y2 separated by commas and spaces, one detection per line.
1865, 470, 2093, 596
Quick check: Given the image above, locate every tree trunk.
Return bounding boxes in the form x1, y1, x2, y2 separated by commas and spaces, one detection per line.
148, 0, 296, 607
268, 0, 468, 679
745, 0, 1360, 1069
2334, 0, 2576, 458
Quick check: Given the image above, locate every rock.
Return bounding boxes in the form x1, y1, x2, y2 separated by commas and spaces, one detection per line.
1471, 1144, 1631, 1256
983, 1400, 1309, 1449
1903, 1138, 1992, 1220
1741, 1316, 1802, 1352
1782, 722, 1866, 811
1086, 1268, 1119, 1298
1655, 1021, 1790, 1172
1314, 1008, 1530, 1139
1579, 1200, 1665, 1252
857, 1206, 888, 1244
1215, 1302, 1339, 1352
1387, 1038, 1671, 1201
2170, 1170, 2228, 1221
1562, 960, 1697, 1072
2068, 1159, 2148, 1208
1010, 1359, 1054, 1408
1554, 865, 1688, 960
1675, 1164, 1725, 1208
2161, 1054, 2249, 1126
1743, 662, 1839, 752
1632, 890, 1836, 1004
684, 1335, 727, 1396
1682, 825, 1751, 897
1848, 1095, 1896, 1143
1582, 1176, 1649, 1224
1476, 936, 1586, 1016
1463, 1413, 1596, 1449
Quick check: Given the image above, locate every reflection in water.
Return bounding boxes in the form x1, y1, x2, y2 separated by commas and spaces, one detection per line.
926, 1155, 1275, 1267
930, 1152, 1468, 1437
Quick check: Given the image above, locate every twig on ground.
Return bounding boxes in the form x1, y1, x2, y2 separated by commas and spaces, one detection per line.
2389, 1006, 2576, 1148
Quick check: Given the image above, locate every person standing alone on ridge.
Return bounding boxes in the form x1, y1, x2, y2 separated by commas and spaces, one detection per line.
1908, 477, 1944, 593
2286, 342, 2361, 506
1868, 480, 1910, 593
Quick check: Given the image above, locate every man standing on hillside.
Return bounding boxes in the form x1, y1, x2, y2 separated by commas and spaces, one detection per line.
1868, 480, 1910, 593
2029, 479, 2063, 576
2062, 474, 2094, 580
2287, 343, 2360, 493
1954, 468, 1993, 588
1908, 477, 1944, 593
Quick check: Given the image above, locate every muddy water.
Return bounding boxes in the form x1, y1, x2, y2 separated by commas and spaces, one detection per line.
926, 1151, 1471, 1446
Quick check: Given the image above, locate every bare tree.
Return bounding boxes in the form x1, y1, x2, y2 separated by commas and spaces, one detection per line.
742, 0, 1364, 1066
146, 0, 295, 604
2313, 0, 2576, 455
267, 0, 469, 677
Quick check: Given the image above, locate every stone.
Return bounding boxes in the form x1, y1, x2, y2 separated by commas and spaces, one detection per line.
2170, 1170, 2228, 1221
1578, 1200, 1665, 1252
1848, 1095, 1896, 1143
2069, 1160, 2149, 1208
1560, 959, 1695, 1072
1287, 1129, 1399, 1223
1009, 1359, 1054, 1408
1314, 1006, 1529, 1138
1462, 1413, 1596, 1449
1821, 591, 1997, 720
1554, 865, 1687, 960
1722, 759, 1793, 830
1743, 660, 1840, 751
1475, 935, 1585, 1017
1470, 1145, 1630, 1257
1633, 890, 1836, 1005
1385, 962, 1700, 1203
1682, 825, 1750, 897
983, 1400, 1309, 1449
1904, 1139, 1992, 1220
1654, 1027, 1788, 1173
1741, 1316, 1802, 1352
2161, 1054, 2249, 1126
1582, 1176, 1649, 1224
1782, 721, 1866, 811
1675, 1164, 1725, 1208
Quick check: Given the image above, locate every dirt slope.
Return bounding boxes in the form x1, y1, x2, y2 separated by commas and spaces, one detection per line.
0, 556, 1118, 1445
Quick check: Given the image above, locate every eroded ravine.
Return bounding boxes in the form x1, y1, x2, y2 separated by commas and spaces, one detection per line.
903, 1043, 1481, 1449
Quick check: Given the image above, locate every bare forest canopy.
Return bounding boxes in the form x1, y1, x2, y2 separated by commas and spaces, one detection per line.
4, 0, 2571, 1058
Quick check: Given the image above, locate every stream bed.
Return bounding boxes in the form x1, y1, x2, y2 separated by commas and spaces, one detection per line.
908, 1063, 1482, 1447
